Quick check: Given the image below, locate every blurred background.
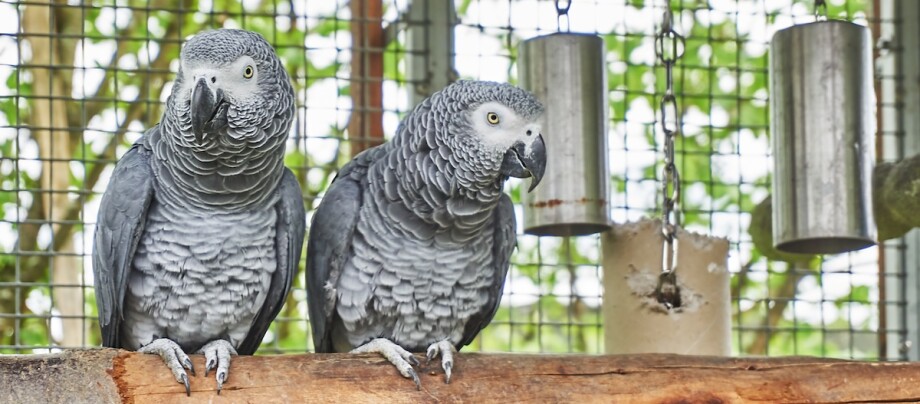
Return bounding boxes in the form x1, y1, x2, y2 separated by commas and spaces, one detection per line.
0, 0, 915, 360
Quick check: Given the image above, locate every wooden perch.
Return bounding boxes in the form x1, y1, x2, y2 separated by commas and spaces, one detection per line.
3, 349, 920, 403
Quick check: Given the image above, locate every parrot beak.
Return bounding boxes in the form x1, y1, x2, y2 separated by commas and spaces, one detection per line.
500, 134, 546, 192
190, 77, 228, 138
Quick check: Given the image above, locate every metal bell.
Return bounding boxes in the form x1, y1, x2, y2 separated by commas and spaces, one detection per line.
518, 33, 611, 237
770, 20, 876, 254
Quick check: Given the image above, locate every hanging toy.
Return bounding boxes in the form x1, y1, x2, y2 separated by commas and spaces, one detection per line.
518, 0, 611, 237
601, 7, 731, 356
770, 0, 876, 255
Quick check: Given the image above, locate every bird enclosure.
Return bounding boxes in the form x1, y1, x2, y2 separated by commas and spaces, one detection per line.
0, 0, 918, 369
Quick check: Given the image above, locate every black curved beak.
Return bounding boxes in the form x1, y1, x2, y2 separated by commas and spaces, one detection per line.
190, 77, 227, 138
500, 134, 547, 192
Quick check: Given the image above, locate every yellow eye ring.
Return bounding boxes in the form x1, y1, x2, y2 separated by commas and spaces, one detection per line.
243, 65, 254, 79
486, 112, 500, 125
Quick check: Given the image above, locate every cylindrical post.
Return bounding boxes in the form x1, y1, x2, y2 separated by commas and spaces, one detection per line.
770, 21, 876, 254
518, 33, 611, 237
602, 219, 731, 355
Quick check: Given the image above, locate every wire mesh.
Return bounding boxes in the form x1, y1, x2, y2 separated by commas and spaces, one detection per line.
0, 0, 908, 360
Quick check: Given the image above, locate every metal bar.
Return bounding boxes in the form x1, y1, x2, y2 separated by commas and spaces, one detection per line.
872, 0, 886, 360
348, 0, 385, 157
405, 0, 456, 108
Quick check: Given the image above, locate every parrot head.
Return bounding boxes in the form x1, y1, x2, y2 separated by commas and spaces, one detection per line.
443, 80, 547, 192
172, 29, 294, 143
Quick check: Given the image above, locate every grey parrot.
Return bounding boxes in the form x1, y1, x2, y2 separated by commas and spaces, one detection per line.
307, 80, 546, 388
92, 29, 304, 395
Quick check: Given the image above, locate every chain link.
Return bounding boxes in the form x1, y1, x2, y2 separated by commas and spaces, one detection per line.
555, 0, 571, 32
654, 7, 685, 309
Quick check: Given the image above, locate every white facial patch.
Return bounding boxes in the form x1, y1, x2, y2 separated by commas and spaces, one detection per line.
181, 55, 260, 103
469, 101, 541, 152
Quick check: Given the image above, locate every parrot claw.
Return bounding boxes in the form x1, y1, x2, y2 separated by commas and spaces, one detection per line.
444, 361, 453, 384
197, 339, 237, 395
351, 338, 422, 389
183, 357, 196, 377
180, 373, 190, 396
205, 358, 216, 377
409, 368, 421, 391
425, 340, 456, 385
139, 338, 194, 395
217, 371, 226, 395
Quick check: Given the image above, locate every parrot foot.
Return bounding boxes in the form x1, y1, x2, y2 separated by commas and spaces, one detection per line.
351, 338, 421, 390
425, 340, 456, 384
196, 339, 238, 395
139, 338, 195, 396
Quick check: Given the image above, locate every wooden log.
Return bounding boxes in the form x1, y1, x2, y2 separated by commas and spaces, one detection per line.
3, 349, 920, 403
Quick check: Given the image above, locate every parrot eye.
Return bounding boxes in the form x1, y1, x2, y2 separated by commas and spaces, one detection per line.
243, 65, 254, 79
486, 112, 500, 125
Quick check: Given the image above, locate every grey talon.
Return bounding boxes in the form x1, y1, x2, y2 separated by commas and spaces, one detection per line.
408, 355, 420, 367
444, 362, 453, 384
349, 338, 425, 389
181, 373, 190, 397
409, 369, 421, 391
217, 371, 226, 395
184, 358, 196, 376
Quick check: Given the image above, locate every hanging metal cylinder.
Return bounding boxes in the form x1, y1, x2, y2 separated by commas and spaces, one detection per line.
770, 21, 876, 254
518, 33, 611, 237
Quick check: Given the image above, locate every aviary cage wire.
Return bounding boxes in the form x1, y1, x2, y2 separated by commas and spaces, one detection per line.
0, 0, 909, 360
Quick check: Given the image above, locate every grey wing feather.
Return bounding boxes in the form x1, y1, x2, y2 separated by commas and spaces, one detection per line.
92, 138, 156, 348
457, 193, 516, 349
306, 151, 376, 353
237, 168, 306, 355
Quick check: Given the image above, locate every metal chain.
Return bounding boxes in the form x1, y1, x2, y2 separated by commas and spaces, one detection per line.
555, 0, 571, 32
654, 7, 685, 309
